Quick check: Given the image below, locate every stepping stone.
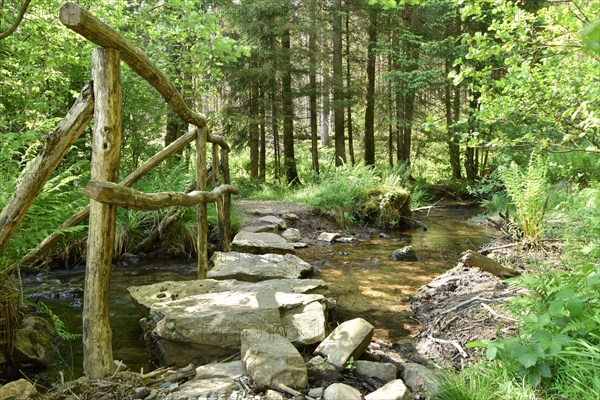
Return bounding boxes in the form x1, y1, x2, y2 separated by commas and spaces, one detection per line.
232, 231, 296, 255
365, 379, 411, 400
281, 228, 302, 242
314, 318, 374, 370
242, 329, 308, 390
208, 251, 313, 282
318, 232, 341, 242
175, 361, 245, 398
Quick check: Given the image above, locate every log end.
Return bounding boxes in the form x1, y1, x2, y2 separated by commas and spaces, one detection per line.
59, 2, 82, 26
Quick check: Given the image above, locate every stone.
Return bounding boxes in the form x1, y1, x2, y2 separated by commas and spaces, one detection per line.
128, 278, 330, 316
364, 379, 411, 400
401, 362, 438, 393
291, 242, 308, 248
323, 383, 361, 400
257, 216, 287, 230
231, 231, 296, 255
242, 224, 280, 234
334, 236, 356, 244
281, 228, 302, 242
174, 361, 244, 398
390, 246, 418, 261
306, 355, 343, 384
282, 213, 299, 221
264, 389, 286, 400
308, 387, 325, 398
9, 316, 55, 367
355, 360, 397, 383
0, 378, 37, 400
142, 290, 327, 366
208, 252, 313, 282
241, 329, 308, 390
317, 232, 341, 242
314, 318, 375, 370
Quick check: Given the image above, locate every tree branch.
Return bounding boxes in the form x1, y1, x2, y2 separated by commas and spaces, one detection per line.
0, 0, 32, 40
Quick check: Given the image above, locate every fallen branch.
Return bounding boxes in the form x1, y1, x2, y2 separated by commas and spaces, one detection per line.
441, 295, 505, 315
428, 335, 468, 358
461, 250, 519, 277
480, 302, 519, 322
276, 383, 315, 400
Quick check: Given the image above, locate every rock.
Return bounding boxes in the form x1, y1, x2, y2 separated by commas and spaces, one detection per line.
323, 383, 362, 400
208, 252, 313, 282
400, 362, 438, 393
128, 278, 330, 316
9, 316, 55, 367
306, 355, 343, 384
281, 228, 302, 242
308, 387, 325, 398
241, 224, 281, 234
334, 236, 356, 244
257, 216, 287, 230
317, 232, 341, 243
314, 318, 374, 370
241, 329, 308, 390
143, 290, 328, 366
282, 213, 299, 221
174, 361, 244, 398
390, 246, 418, 261
355, 360, 397, 383
231, 231, 296, 255
0, 378, 37, 399
264, 389, 286, 400
291, 242, 308, 248
365, 379, 411, 400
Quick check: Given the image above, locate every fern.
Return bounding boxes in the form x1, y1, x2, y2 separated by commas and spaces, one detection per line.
37, 302, 81, 342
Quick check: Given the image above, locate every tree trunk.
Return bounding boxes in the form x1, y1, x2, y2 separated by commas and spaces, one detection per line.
271, 76, 281, 180
345, 9, 355, 166
445, 62, 462, 179
249, 82, 259, 178
465, 88, 480, 181
259, 85, 266, 180
282, 23, 301, 185
84, 48, 122, 379
364, 6, 378, 166
321, 64, 331, 146
196, 126, 208, 279
332, 0, 345, 166
309, 13, 320, 174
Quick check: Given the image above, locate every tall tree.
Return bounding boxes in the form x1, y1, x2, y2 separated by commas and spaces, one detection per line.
364, 5, 378, 166
332, 0, 346, 166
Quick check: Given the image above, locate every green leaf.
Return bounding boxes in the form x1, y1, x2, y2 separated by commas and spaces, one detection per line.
566, 298, 585, 317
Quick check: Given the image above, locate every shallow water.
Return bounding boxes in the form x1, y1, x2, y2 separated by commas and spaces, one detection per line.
16, 205, 496, 380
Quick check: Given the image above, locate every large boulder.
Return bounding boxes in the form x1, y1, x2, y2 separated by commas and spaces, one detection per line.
400, 362, 438, 393
128, 278, 330, 316
241, 329, 308, 390
231, 231, 296, 255
314, 318, 374, 370
8, 316, 55, 367
141, 290, 328, 366
173, 361, 245, 399
208, 252, 313, 282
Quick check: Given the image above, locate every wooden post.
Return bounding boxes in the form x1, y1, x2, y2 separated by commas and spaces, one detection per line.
83, 47, 122, 378
196, 126, 208, 279
212, 144, 225, 250
220, 148, 232, 251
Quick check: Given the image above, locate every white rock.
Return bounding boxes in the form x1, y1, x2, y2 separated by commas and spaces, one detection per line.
365, 379, 411, 400
257, 215, 287, 230
323, 383, 361, 400
208, 251, 313, 282
281, 228, 302, 242
241, 329, 308, 390
174, 361, 244, 398
232, 231, 296, 255
315, 318, 374, 370
317, 232, 341, 242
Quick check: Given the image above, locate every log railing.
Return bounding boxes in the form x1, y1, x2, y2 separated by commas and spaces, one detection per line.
0, 2, 239, 379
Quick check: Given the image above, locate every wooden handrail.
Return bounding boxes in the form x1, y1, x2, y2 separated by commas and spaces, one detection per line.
84, 180, 240, 211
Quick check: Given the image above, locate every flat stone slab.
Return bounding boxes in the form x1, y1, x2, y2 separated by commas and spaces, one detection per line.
315, 318, 374, 370
128, 278, 330, 316
242, 329, 308, 390
174, 361, 245, 398
232, 231, 296, 255
318, 232, 341, 242
208, 251, 313, 282
143, 290, 328, 365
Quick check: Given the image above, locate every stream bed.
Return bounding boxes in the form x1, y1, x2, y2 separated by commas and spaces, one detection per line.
19, 205, 497, 380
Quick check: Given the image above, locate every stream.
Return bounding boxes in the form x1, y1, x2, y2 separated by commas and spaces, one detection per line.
18, 205, 497, 380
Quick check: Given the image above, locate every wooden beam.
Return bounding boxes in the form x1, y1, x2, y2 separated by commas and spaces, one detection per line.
0, 83, 94, 258
83, 47, 121, 379
59, 2, 206, 130
197, 126, 208, 279
84, 180, 239, 210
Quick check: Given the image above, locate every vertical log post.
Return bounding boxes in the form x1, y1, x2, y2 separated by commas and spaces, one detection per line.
212, 144, 226, 251
196, 126, 208, 279
83, 47, 122, 378
220, 148, 232, 252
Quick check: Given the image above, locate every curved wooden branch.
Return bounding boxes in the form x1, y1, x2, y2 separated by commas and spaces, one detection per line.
84, 180, 240, 211
0, 0, 32, 40
59, 2, 206, 129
